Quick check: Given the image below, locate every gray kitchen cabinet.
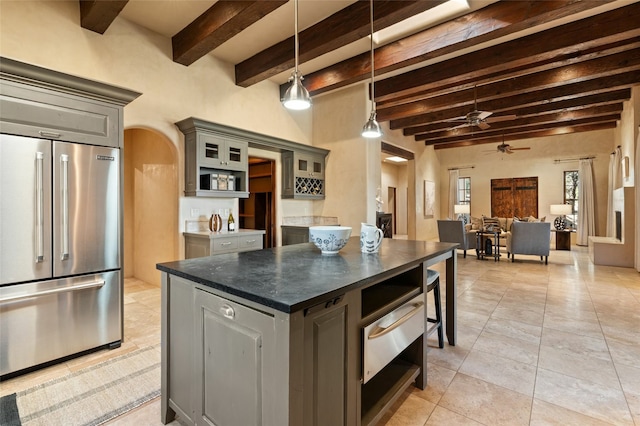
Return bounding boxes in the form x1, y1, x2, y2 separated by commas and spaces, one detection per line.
176, 118, 249, 198
197, 133, 247, 172
282, 150, 327, 199
158, 238, 452, 426
183, 230, 265, 258
0, 74, 123, 148
193, 287, 276, 426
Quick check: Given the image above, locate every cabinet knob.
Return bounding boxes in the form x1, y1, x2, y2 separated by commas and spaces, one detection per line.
220, 304, 235, 319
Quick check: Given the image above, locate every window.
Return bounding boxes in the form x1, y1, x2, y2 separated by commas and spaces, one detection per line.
564, 170, 578, 227
457, 176, 471, 204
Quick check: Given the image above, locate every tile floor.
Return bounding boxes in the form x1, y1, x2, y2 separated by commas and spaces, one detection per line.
1, 246, 639, 425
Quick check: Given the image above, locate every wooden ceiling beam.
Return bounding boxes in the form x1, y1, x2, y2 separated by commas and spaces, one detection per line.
236, 1, 446, 87
374, 2, 640, 105
173, 1, 287, 66
432, 122, 618, 149
415, 104, 624, 142
295, 0, 615, 96
79, 0, 128, 34
401, 89, 631, 134
390, 71, 639, 130
422, 115, 621, 146
378, 47, 640, 122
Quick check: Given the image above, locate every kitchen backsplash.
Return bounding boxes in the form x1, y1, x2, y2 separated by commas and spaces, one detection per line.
282, 216, 339, 226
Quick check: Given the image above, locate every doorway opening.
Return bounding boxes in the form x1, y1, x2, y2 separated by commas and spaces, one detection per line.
123, 128, 178, 286
240, 157, 276, 248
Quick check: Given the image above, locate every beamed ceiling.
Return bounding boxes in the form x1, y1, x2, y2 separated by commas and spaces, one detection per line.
79, 0, 640, 150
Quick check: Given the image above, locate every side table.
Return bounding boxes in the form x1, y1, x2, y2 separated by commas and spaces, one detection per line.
554, 229, 573, 251
476, 230, 501, 261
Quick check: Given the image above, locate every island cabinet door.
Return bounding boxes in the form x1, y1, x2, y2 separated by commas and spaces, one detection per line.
193, 288, 276, 426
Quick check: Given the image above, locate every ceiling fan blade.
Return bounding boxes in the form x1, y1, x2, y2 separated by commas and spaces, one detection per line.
509, 147, 531, 150
449, 122, 472, 130
477, 111, 492, 120
505, 149, 514, 154
477, 121, 490, 130
486, 114, 517, 123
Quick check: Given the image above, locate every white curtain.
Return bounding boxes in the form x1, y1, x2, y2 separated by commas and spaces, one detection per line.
577, 158, 595, 246
448, 169, 459, 220
606, 152, 615, 237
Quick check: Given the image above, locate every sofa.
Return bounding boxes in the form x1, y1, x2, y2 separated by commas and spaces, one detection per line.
437, 220, 476, 258
506, 221, 551, 264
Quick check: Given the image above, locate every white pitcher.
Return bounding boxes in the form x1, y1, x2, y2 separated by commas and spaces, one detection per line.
360, 223, 384, 253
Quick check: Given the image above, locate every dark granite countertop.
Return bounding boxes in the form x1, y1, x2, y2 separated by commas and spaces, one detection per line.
157, 237, 458, 313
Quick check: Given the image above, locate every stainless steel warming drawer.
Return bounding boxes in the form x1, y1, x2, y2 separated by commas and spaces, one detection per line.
362, 293, 425, 384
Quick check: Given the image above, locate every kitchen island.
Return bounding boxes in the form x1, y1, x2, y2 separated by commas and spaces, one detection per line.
157, 237, 458, 426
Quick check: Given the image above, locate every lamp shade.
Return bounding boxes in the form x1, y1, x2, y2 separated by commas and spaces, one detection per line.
454, 204, 470, 214
550, 204, 572, 215
282, 71, 311, 110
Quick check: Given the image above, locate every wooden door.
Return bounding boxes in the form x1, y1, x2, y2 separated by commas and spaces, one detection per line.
491, 177, 538, 218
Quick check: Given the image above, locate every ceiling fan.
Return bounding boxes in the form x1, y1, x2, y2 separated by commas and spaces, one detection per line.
448, 86, 516, 131
495, 141, 531, 154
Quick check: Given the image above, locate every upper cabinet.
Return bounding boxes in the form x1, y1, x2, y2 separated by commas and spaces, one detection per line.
198, 134, 247, 172
0, 57, 140, 148
282, 150, 326, 199
176, 117, 329, 200
177, 118, 249, 198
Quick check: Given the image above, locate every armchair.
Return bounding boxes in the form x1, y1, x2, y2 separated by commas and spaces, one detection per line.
437, 220, 476, 258
506, 221, 551, 264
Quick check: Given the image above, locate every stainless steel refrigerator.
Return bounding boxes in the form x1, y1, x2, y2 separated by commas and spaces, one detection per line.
0, 134, 121, 377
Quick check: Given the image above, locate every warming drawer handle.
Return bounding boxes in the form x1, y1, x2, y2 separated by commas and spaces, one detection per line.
35, 152, 45, 263
60, 154, 69, 261
0, 280, 106, 303
367, 302, 424, 340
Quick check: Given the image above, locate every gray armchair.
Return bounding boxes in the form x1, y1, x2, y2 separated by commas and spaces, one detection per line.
437, 220, 476, 258
506, 221, 551, 264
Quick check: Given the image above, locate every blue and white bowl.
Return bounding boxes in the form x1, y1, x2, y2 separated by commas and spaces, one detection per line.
309, 226, 352, 254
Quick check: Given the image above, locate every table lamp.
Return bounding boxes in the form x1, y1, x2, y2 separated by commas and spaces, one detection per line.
454, 204, 470, 224
550, 204, 572, 230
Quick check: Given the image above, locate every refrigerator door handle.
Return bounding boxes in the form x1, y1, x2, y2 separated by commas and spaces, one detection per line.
0, 280, 106, 303
36, 152, 45, 263
60, 154, 69, 261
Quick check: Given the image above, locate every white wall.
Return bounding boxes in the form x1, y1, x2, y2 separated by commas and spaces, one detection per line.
436, 130, 614, 235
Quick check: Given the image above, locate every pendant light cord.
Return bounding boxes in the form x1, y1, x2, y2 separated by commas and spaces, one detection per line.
369, 0, 375, 111
294, 0, 300, 73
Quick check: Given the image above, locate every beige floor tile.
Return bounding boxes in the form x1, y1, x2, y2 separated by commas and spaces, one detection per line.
412, 362, 456, 404
540, 327, 610, 362
491, 304, 544, 326
483, 317, 542, 345
614, 362, 640, 395
427, 343, 470, 371
538, 345, 620, 390
425, 406, 484, 425
606, 337, 640, 368
473, 330, 539, 365
625, 391, 640, 425
534, 368, 633, 425
378, 392, 436, 426
439, 373, 532, 426
530, 398, 615, 426
458, 349, 537, 396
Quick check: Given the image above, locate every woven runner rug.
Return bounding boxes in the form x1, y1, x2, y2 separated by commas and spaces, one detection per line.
0, 344, 160, 426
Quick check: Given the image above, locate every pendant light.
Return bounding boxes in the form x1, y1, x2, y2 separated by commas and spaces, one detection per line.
362, 0, 382, 138
282, 0, 311, 110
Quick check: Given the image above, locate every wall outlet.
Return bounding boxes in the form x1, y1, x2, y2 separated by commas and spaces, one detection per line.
190, 208, 199, 218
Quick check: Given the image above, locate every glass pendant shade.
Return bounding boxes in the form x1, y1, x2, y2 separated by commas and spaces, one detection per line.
362, 111, 382, 138
282, 70, 311, 110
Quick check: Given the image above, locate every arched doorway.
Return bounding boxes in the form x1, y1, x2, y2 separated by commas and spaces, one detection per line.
123, 128, 178, 286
